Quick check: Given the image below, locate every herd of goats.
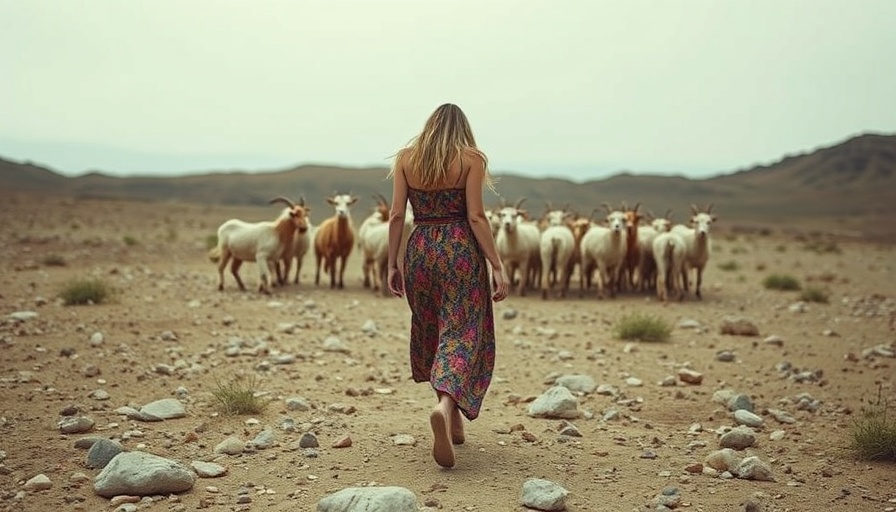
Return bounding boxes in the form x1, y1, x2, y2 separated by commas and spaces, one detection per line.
208, 193, 717, 302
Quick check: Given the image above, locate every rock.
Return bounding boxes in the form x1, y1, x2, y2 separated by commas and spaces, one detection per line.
727, 394, 755, 413
139, 398, 186, 420
190, 461, 227, 478
763, 335, 784, 347
214, 437, 245, 455
677, 368, 703, 385
316, 486, 418, 512
527, 386, 580, 419
8, 311, 39, 322
93, 452, 195, 498
554, 374, 597, 394
716, 350, 736, 362
733, 410, 764, 428
737, 456, 775, 481
720, 427, 756, 450
767, 408, 796, 424
322, 336, 350, 354
59, 416, 95, 434
285, 397, 311, 411
248, 429, 275, 449
678, 318, 701, 329
23, 474, 52, 491
720, 316, 759, 336
86, 438, 124, 470
520, 478, 569, 511
705, 448, 742, 472
391, 434, 416, 446
332, 435, 352, 448
299, 433, 319, 448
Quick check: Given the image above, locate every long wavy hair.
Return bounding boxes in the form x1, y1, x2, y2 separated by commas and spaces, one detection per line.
391, 103, 496, 193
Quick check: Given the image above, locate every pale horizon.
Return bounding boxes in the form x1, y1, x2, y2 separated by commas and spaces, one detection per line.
2, 1, 895, 182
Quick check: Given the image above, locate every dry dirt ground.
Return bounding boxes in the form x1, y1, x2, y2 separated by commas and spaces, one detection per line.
1, 195, 894, 512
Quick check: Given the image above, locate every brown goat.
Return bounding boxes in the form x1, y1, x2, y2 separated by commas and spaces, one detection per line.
313, 193, 358, 289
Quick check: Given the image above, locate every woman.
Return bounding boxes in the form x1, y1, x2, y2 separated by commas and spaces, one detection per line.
387, 103, 508, 468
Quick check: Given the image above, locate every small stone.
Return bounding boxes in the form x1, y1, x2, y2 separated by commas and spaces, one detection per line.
332, 435, 352, 448
677, 368, 703, 385
24, 474, 52, 491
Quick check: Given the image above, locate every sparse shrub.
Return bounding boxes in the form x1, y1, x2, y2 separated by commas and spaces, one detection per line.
60, 278, 112, 305
613, 313, 672, 343
211, 374, 269, 415
851, 388, 896, 461
123, 235, 138, 246
759, 227, 773, 236
763, 274, 801, 291
205, 235, 218, 250
804, 239, 842, 254
731, 246, 748, 255
166, 227, 178, 242
718, 260, 739, 272
775, 245, 787, 253
42, 254, 67, 267
799, 286, 830, 303
755, 263, 767, 272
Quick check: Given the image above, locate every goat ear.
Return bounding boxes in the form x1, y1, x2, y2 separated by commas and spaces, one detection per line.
326, 197, 336, 205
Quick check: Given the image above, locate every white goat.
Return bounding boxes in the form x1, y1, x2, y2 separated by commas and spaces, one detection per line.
358, 194, 390, 295
580, 207, 628, 298
671, 204, 716, 299
313, 193, 358, 289
495, 199, 542, 296
636, 210, 674, 292
278, 198, 312, 285
539, 208, 575, 299
652, 231, 686, 301
209, 197, 309, 294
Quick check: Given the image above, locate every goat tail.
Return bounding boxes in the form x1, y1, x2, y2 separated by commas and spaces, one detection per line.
550, 236, 560, 268
208, 246, 221, 263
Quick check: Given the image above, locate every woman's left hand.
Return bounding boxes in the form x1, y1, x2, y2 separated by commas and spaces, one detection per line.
388, 267, 404, 298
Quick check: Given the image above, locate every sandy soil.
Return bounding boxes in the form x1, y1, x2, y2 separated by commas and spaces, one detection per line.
0, 195, 894, 512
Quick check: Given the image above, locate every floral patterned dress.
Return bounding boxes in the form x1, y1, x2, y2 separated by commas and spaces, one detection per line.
403, 187, 495, 420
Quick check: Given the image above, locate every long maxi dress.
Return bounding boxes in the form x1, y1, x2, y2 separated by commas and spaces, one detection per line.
403, 186, 496, 420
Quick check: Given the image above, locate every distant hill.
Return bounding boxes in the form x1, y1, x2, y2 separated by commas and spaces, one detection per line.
2, 133, 895, 241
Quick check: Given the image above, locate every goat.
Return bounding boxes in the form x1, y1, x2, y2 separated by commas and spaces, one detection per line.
567, 215, 592, 295
358, 194, 390, 295
209, 196, 308, 294
580, 205, 628, 298
671, 204, 716, 299
313, 192, 358, 289
539, 207, 576, 299
652, 231, 686, 301
636, 210, 673, 292
495, 198, 542, 296
277, 197, 312, 286
620, 202, 642, 292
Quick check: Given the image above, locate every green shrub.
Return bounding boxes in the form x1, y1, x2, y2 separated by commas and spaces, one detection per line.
59, 278, 112, 305
762, 274, 801, 291
211, 375, 269, 416
717, 260, 739, 272
852, 389, 896, 461
799, 286, 830, 303
123, 235, 138, 246
205, 235, 219, 250
613, 313, 672, 343
42, 254, 67, 267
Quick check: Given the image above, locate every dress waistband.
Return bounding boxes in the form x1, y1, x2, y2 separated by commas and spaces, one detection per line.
414, 215, 467, 225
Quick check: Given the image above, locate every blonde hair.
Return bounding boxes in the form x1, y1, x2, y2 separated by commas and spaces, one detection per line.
390, 103, 496, 193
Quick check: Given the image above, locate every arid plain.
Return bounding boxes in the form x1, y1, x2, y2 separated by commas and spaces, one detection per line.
0, 193, 894, 512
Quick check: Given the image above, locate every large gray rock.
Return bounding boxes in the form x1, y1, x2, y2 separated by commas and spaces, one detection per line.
520, 478, 569, 511
139, 399, 185, 420
527, 386, 580, 419
93, 451, 195, 498
316, 486, 417, 512
554, 374, 597, 394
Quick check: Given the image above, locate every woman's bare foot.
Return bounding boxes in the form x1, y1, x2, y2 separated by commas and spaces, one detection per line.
430, 407, 455, 468
450, 407, 465, 445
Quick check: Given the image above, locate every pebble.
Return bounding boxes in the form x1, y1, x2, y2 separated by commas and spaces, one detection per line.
23, 474, 52, 491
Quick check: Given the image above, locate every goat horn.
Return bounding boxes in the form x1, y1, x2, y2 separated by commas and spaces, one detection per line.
664, 209, 672, 219
690, 204, 699, 215
515, 197, 527, 210
601, 202, 613, 214
269, 196, 295, 208
706, 203, 714, 214
299, 196, 306, 206
632, 202, 640, 212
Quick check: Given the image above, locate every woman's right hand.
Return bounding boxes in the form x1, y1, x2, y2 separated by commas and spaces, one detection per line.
388, 267, 404, 298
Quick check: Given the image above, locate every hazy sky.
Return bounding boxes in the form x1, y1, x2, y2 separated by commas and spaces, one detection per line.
2, 1, 895, 181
